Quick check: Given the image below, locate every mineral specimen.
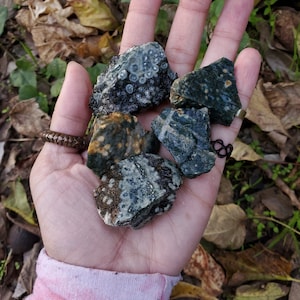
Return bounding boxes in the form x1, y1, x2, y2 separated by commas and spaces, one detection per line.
151, 107, 216, 178
87, 112, 159, 177
170, 57, 241, 126
89, 42, 177, 115
94, 153, 183, 229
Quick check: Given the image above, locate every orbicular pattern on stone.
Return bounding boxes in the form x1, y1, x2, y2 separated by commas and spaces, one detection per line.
89, 42, 177, 115
94, 153, 182, 229
87, 44, 241, 229
87, 112, 159, 177
151, 107, 216, 178
170, 57, 241, 126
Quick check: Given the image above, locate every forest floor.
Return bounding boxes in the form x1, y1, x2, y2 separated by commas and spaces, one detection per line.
1, 0, 300, 299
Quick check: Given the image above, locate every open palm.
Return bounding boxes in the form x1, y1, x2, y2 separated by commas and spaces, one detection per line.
30, 0, 261, 276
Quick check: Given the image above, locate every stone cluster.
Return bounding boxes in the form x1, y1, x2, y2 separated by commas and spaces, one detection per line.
87, 42, 241, 229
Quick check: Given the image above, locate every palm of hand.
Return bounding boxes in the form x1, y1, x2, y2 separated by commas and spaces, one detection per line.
30, 0, 261, 276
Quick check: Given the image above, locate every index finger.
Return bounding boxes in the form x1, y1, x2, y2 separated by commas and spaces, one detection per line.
119, 0, 162, 53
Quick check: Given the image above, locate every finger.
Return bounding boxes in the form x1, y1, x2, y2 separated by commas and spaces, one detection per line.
211, 48, 261, 171
166, 0, 212, 76
50, 62, 92, 137
119, 0, 162, 54
201, 0, 254, 67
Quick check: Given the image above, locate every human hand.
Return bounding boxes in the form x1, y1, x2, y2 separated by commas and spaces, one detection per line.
30, 0, 261, 276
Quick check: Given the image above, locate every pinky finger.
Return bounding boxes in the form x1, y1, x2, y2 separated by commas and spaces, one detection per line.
211, 47, 261, 171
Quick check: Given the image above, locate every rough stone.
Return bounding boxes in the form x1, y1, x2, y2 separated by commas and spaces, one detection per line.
87, 112, 159, 177
170, 57, 241, 126
151, 107, 216, 178
89, 42, 177, 115
94, 153, 182, 229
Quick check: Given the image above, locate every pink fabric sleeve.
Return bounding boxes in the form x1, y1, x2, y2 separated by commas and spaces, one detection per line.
26, 249, 180, 300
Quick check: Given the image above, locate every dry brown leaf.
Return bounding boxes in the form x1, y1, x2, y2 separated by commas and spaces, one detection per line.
67, 0, 119, 31
289, 281, 300, 300
171, 281, 217, 300
264, 81, 300, 130
216, 176, 233, 205
203, 204, 247, 249
234, 282, 289, 300
214, 244, 293, 286
9, 99, 50, 137
15, 0, 98, 63
231, 139, 262, 162
184, 244, 225, 297
255, 187, 294, 220
76, 32, 121, 62
12, 242, 42, 298
247, 81, 289, 151
274, 7, 300, 52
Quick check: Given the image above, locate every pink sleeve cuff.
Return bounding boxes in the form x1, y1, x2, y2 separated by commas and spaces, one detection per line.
27, 249, 180, 300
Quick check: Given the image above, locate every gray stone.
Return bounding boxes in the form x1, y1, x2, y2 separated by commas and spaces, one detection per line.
151, 107, 216, 178
89, 42, 177, 115
94, 153, 183, 229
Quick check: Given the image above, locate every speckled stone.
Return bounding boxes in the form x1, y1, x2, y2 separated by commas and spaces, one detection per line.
87, 112, 159, 177
94, 153, 183, 229
89, 42, 177, 115
170, 57, 241, 126
151, 107, 216, 178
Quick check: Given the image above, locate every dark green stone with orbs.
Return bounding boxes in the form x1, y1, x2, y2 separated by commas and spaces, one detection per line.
170, 57, 241, 126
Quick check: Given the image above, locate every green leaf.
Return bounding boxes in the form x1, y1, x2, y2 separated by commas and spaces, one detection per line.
155, 9, 169, 36
10, 69, 37, 88
162, 0, 178, 4
50, 77, 65, 97
86, 63, 107, 84
3, 181, 36, 225
0, 6, 8, 36
46, 58, 67, 79
19, 85, 38, 100
238, 32, 250, 52
36, 92, 49, 113
16, 57, 36, 71
209, 0, 224, 27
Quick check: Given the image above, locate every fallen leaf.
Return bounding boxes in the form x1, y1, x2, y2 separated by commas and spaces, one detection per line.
216, 176, 234, 205
0, 203, 7, 242
3, 180, 36, 225
15, 0, 98, 63
264, 48, 298, 81
214, 244, 294, 286
234, 282, 289, 300
184, 244, 225, 297
203, 204, 247, 249
274, 7, 300, 52
255, 187, 294, 220
264, 81, 300, 130
9, 99, 50, 137
246, 81, 288, 141
67, 0, 119, 31
289, 280, 300, 300
12, 242, 42, 298
171, 281, 217, 300
76, 31, 121, 62
231, 139, 262, 162
247, 81, 289, 152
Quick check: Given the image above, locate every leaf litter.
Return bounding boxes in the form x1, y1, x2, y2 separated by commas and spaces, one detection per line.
1, 0, 300, 298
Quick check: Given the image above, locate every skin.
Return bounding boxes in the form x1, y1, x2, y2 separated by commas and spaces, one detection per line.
30, 0, 261, 276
